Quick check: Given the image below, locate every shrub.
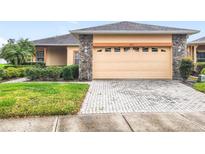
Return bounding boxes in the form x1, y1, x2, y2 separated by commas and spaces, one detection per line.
25, 67, 63, 81
4, 63, 45, 69
18, 67, 29, 77
195, 62, 205, 75
3, 67, 20, 79
62, 66, 73, 80
69, 65, 79, 79
47, 67, 62, 81
26, 67, 42, 80
0, 68, 3, 80
179, 58, 194, 81
201, 68, 205, 74
22, 62, 45, 67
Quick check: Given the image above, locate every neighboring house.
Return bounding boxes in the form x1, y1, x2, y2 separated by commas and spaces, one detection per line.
33, 21, 199, 80
187, 37, 205, 63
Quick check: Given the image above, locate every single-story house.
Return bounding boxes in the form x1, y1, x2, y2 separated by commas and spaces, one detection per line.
187, 37, 205, 63
33, 21, 199, 80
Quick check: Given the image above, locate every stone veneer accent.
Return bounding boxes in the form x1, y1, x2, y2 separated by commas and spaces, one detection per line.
172, 34, 187, 80
79, 34, 93, 81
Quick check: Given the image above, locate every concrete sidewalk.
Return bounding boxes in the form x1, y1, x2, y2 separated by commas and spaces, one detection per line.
0, 112, 205, 132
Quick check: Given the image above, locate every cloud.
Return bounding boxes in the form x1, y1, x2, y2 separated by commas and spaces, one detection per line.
0, 37, 7, 48
68, 21, 79, 24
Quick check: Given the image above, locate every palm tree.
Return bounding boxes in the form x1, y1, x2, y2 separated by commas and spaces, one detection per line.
0, 39, 35, 65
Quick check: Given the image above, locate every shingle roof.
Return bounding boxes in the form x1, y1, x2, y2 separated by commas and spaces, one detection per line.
189, 36, 205, 45
70, 21, 199, 35
33, 34, 79, 46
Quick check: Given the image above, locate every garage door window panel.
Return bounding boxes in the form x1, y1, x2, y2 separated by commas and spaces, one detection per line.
124, 47, 131, 52
105, 48, 112, 52
142, 47, 149, 52
161, 49, 167, 52
133, 47, 140, 52
97, 49, 103, 52
152, 48, 158, 52
114, 47, 121, 52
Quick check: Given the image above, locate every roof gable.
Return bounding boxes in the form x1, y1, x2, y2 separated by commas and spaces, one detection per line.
189, 36, 205, 44
70, 21, 199, 35
33, 34, 79, 46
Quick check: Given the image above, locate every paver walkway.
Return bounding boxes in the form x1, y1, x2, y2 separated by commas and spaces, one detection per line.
2, 77, 29, 83
80, 80, 205, 114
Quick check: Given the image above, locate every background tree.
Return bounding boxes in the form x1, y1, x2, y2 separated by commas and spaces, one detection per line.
0, 38, 35, 65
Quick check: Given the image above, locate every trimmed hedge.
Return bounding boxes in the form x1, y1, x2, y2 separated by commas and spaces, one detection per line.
0, 67, 29, 80
62, 67, 73, 80
62, 65, 79, 80
0, 68, 3, 80
69, 65, 79, 79
26, 65, 79, 81
179, 58, 194, 81
0, 64, 79, 81
26, 67, 63, 81
3, 63, 46, 69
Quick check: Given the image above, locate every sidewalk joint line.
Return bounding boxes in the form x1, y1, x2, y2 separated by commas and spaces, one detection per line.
52, 116, 59, 132
122, 114, 134, 132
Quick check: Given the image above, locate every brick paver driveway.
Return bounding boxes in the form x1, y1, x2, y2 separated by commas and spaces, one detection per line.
80, 80, 205, 114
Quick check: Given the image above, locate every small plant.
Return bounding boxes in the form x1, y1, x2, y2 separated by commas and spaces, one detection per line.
62, 66, 74, 80
201, 68, 205, 74
195, 62, 205, 75
179, 58, 194, 81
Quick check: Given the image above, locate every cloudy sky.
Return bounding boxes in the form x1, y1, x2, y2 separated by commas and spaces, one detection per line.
0, 21, 205, 47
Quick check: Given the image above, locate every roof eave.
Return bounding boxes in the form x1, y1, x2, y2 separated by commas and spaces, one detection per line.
34, 44, 79, 47
70, 30, 199, 35
188, 42, 205, 45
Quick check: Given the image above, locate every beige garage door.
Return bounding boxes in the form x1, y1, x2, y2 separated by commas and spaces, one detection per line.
93, 47, 172, 79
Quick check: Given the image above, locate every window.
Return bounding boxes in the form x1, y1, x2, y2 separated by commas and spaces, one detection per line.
97, 49, 103, 52
36, 50, 44, 62
105, 48, 111, 52
142, 47, 149, 52
152, 48, 158, 52
133, 47, 139, 52
124, 47, 130, 52
197, 52, 205, 62
161, 49, 166, 52
114, 47, 120, 52
74, 51, 80, 65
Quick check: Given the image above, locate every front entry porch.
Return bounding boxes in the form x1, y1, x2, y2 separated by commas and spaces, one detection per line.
35, 46, 79, 66
188, 45, 205, 63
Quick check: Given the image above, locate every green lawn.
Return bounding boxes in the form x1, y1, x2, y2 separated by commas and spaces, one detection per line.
0, 64, 7, 68
193, 82, 205, 93
0, 83, 89, 118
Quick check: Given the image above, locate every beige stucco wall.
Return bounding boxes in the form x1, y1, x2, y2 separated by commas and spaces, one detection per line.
93, 34, 172, 43
46, 47, 67, 66
67, 46, 79, 65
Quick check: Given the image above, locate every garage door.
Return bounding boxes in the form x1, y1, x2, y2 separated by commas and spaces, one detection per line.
93, 47, 172, 79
